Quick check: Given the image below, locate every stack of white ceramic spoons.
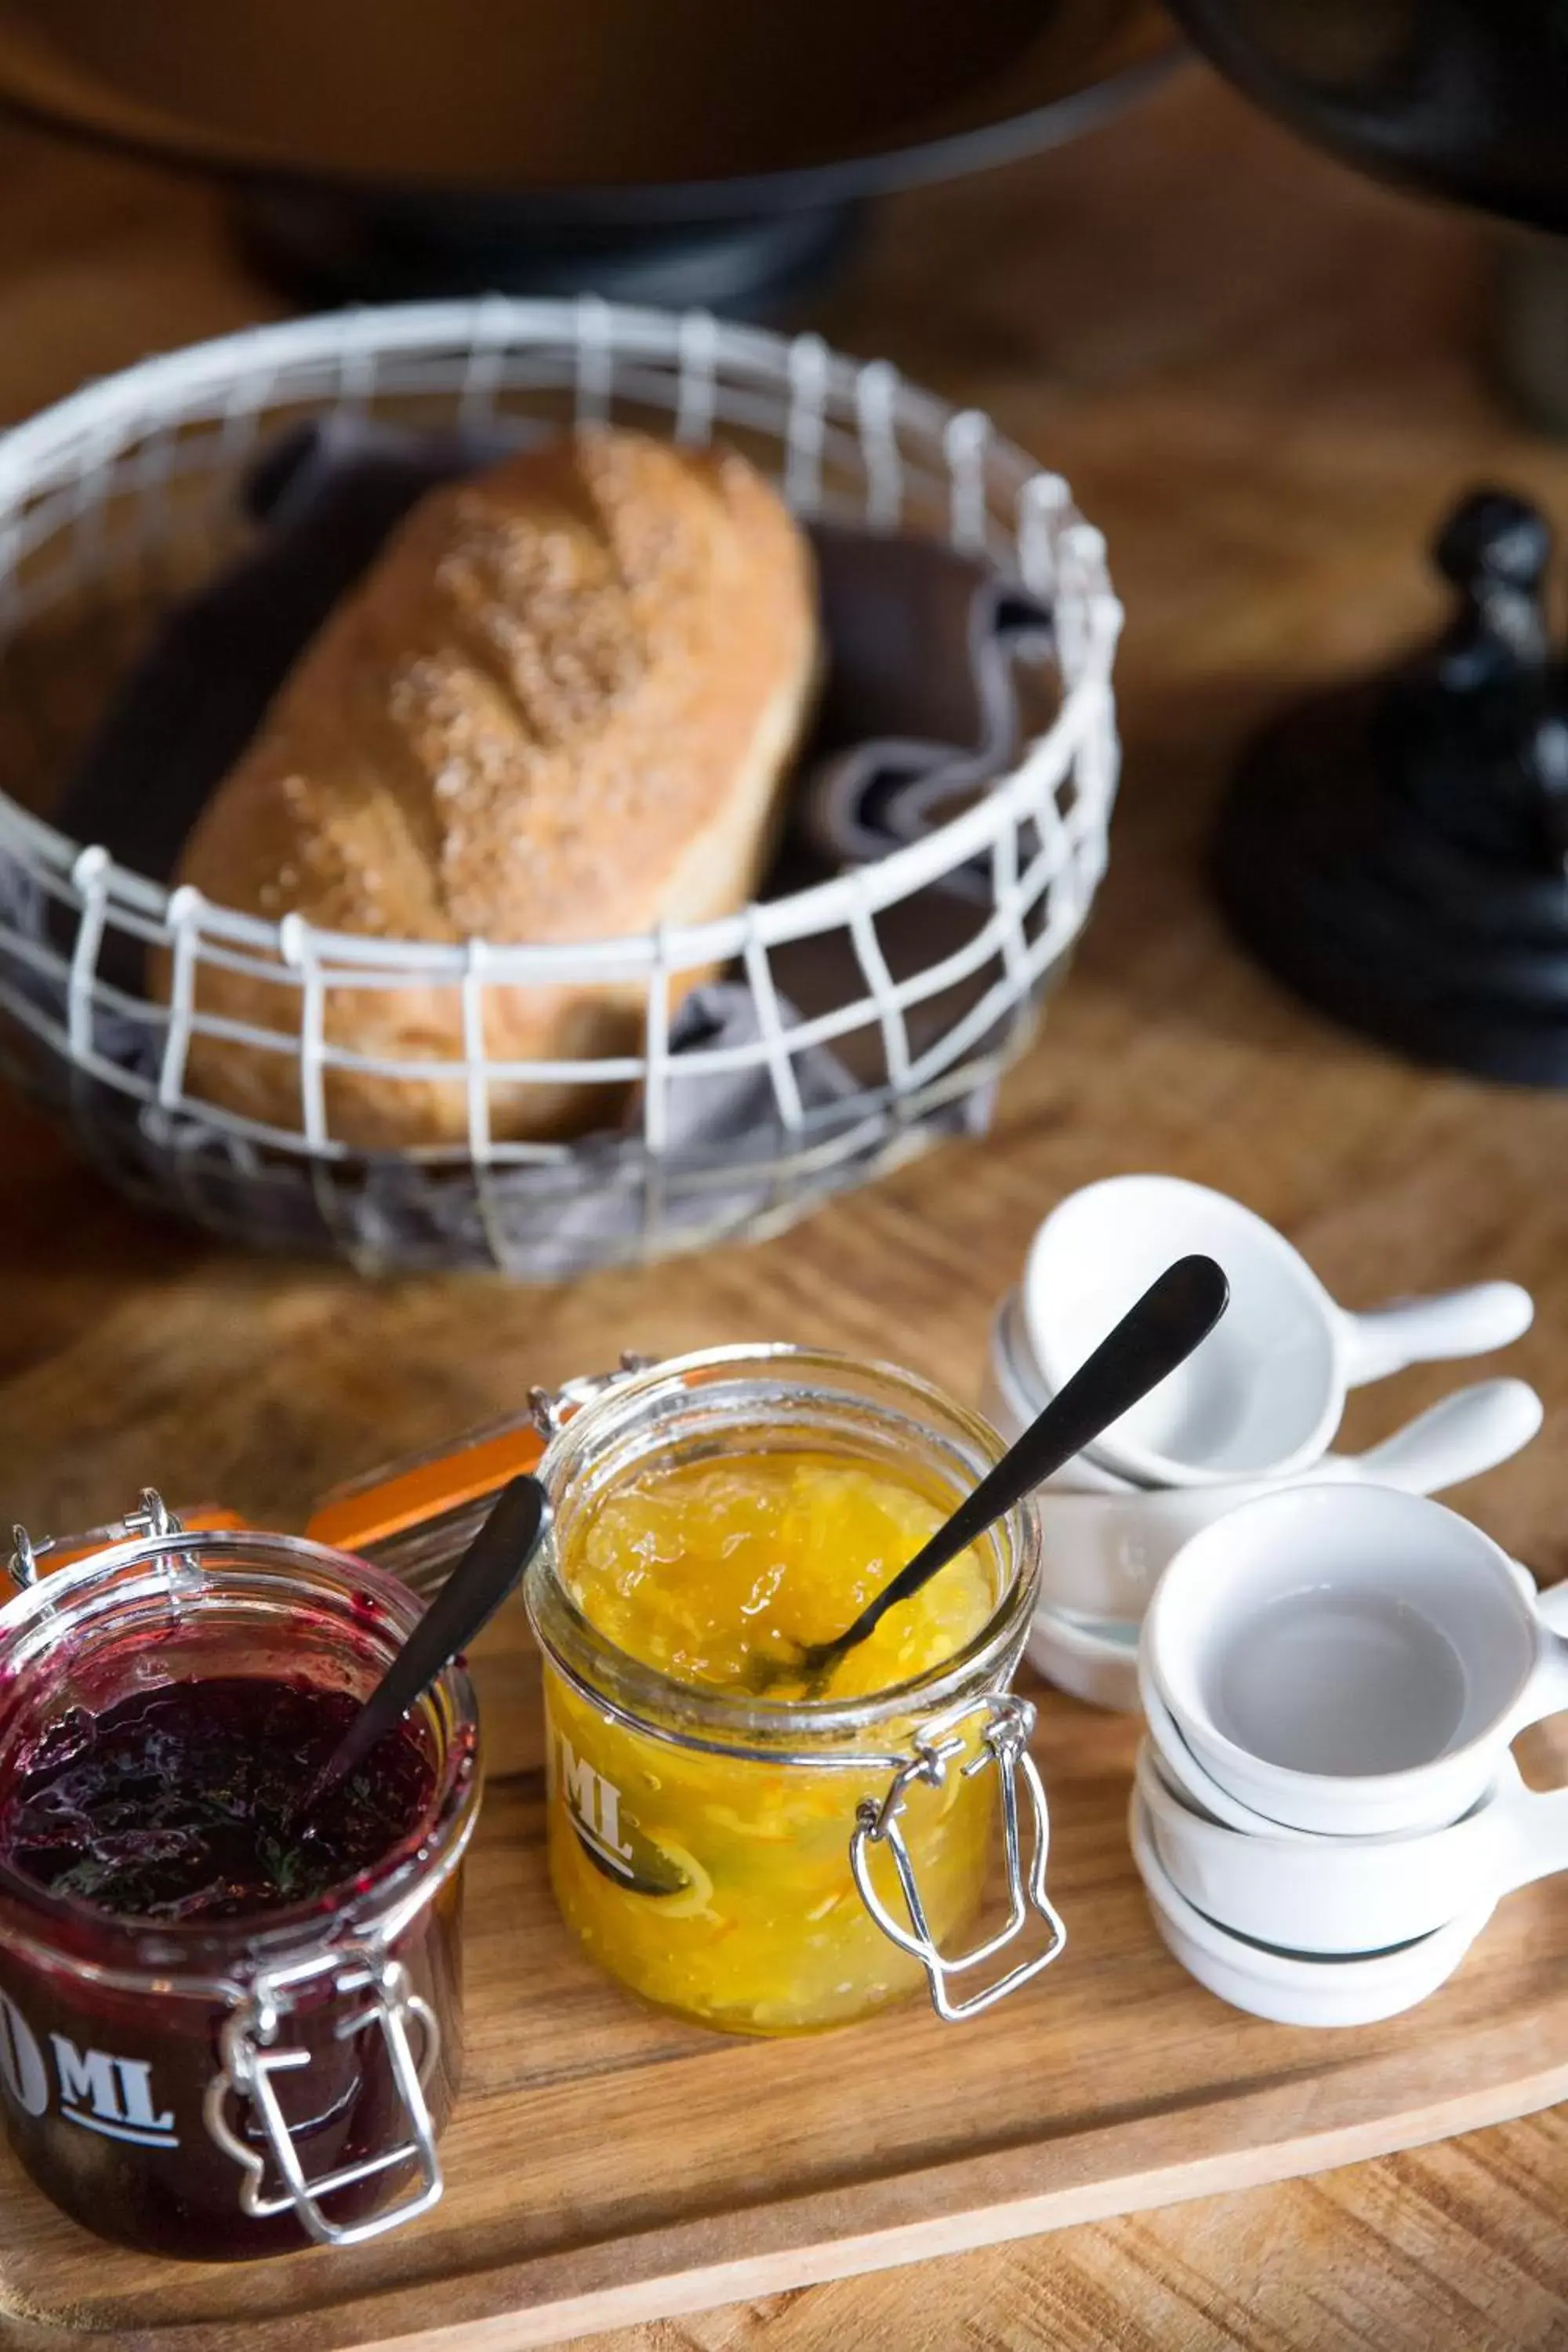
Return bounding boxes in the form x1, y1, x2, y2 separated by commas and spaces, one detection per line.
982, 1174, 1537, 1711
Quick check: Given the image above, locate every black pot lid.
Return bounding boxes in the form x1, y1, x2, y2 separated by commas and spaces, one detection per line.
0, 0, 1177, 221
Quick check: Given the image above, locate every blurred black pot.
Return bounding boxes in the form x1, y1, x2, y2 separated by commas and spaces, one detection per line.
1172, 1, 1568, 1083
1165, 0, 1568, 232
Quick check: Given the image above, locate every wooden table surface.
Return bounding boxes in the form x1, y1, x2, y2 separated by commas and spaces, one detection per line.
2, 58, 1568, 2352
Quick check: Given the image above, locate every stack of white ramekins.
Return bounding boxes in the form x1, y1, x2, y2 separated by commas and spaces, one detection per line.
984, 1176, 1549, 2024
1133, 1485, 1568, 2024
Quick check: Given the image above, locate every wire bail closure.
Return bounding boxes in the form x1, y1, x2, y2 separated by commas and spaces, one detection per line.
7, 1487, 181, 1591
528, 1353, 654, 1441
204, 1953, 443, 2249
850, 1693, 1065, 2022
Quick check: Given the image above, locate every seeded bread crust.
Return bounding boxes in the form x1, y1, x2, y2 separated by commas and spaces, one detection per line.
162, 428, 818, 1148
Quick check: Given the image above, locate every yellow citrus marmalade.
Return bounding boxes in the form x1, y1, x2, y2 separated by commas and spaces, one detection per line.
544, 1451, 997, 2033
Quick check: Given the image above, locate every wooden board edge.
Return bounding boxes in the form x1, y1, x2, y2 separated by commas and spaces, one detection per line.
361, 2060, 1568, 2352
42, 2017, 1565, 2352
361, 2065, 1568, 2352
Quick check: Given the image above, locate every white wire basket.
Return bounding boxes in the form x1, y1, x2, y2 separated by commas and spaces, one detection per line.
0, 299, 1120, 1277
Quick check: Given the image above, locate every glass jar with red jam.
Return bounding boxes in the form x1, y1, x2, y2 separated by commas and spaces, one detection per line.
0, 1497, 479, 2260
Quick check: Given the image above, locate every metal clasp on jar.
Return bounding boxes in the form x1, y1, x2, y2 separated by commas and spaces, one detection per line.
850, 1693, 1065, 2023
204, 1952, 442, 2248
8, 1488, 182, 1589
529, 1353, 655, 1441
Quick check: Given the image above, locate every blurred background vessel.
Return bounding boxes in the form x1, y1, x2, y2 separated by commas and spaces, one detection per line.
0, 0, 1175, 311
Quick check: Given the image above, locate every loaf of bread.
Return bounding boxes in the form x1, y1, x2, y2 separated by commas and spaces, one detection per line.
161, 428, 818, 1149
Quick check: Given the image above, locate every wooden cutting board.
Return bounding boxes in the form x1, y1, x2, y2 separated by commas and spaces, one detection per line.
3, 1599, 1565, 2352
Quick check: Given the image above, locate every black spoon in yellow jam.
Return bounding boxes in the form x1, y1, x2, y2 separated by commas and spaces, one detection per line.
746, 1254, 1230, 1698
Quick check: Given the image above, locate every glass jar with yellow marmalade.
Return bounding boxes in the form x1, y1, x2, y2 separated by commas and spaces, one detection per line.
524, 1346, 1061, 2034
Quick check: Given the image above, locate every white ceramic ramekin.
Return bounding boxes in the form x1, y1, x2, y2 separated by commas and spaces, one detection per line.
1130, 1788, 1494, 2026
1144, 1488, 1568, 1838
1134, 1742, 1566, 1955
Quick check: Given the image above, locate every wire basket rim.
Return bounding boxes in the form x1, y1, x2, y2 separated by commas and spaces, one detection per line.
0, 296, 1120, 986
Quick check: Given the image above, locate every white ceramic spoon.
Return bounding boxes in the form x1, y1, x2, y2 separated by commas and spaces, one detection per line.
1023, 1174, 1532, 1488
1029, 1378, 1541, 1619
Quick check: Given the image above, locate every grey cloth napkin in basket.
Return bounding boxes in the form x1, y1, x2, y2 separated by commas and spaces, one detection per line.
12, 421, 1052, 1270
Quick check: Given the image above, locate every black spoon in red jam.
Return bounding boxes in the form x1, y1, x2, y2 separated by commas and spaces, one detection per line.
300, 1472, 550, 1817
0, 1475, 549, 1925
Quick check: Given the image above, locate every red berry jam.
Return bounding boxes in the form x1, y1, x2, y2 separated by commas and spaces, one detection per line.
0, 1678, 435, 1923
0, 1650, 470, 2261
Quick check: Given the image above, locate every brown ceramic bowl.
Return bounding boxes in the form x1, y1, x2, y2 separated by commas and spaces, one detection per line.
0, 0, 1174, 209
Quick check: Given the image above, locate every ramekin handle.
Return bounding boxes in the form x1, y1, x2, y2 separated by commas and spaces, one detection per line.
1340, 1283, 1534, 1387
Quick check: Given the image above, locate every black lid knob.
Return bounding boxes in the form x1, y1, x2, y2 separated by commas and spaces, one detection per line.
1434, 487, 1552, 597
1428, 486, 1552, 681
